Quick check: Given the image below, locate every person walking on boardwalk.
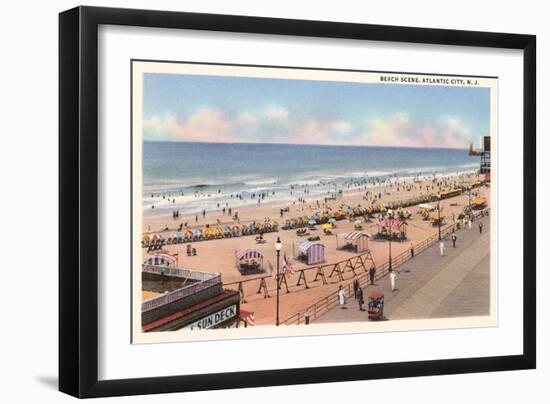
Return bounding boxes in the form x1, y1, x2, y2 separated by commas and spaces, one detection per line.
390, 270, 397, 291
451, 232, 457, 248
439, 240, 445, 256
353, 279, 360, 300
479, 222, 483, 234
468, 218, 472, 230
369, 265, 376, 285
357, 287, 365, 311
338, 285, 346, 309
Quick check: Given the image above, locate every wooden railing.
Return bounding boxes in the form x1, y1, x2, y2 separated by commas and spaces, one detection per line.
142, 264, 217, 282
224, 251, 373, 302
141, 271, 221, 312
281, 210, 488, 325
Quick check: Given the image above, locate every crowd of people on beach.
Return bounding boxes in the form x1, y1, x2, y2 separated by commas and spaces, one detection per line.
145, 171, 480, 235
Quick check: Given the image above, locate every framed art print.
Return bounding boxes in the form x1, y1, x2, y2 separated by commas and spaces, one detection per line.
59, 6, 536, 398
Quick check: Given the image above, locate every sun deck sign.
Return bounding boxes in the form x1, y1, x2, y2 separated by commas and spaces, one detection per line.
183, 305, 237, 330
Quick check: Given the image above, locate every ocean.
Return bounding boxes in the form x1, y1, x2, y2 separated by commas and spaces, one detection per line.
142, 141, 479, 215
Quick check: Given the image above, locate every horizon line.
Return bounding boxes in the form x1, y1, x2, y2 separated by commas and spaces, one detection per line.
142, 139, 469, 151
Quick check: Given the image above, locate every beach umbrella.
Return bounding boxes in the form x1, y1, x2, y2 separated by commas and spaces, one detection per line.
141, 234, 150, 241
322, 223, 333, 229
151, 233, 162, 240
354, 219, 362, 225
308, 219, 317, 225
171, 231, 182, 238
328, 217, 337, 223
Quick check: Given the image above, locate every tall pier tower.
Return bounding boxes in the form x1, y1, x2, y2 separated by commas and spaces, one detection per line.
480, 136, 491, 174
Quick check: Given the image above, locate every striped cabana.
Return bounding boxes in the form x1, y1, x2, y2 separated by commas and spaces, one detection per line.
143, 251, 177, 266
295, 241, 325, 265
337, 231, 370, 253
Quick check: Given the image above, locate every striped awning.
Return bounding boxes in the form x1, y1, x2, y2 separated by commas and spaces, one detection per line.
381, 217, 407, 228
236, 249, 263, 260
344, 231, 370, 241
143, 252, 177, 266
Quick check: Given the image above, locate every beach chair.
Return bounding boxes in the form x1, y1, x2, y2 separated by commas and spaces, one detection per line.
186, 244, 192, 256
192, 248, 197, 256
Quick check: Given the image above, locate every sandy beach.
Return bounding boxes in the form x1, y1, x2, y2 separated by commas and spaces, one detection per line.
142, 171, 490, 325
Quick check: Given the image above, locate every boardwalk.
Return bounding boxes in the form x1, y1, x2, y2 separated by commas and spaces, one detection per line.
314, 215, 491, 323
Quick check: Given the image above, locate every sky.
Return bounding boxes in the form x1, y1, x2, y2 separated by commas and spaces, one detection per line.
142, 72, 491, 149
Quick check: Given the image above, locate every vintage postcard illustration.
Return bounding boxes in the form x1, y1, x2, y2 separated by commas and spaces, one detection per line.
131, 61, 496, 343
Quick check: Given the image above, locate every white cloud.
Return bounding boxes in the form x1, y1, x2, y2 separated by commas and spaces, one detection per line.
144, 106, 471, 148
236, 111, 258, 127
361, 113, 471, 148
289, 119, 354, 145
143, 106, 235, 142
262, 104, 289, 121
329, 120, 353, 134
436, 117, 472, 148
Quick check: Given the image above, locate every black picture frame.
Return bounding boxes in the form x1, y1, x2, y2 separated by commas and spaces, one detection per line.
59, 5, 536, 398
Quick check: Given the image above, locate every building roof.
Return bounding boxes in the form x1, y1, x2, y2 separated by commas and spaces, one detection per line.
142, 289, 239, 332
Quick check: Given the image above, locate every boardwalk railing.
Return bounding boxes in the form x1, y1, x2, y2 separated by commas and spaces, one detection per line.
141, 266, 221, 312
224, 251, 374, 302
281, 210, 488, 325
142, 264, 217, 282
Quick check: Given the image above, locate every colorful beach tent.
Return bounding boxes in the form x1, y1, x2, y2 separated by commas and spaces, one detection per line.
471, 197, 487, 208
338, 231, 370, 253
295, 241, 325, 265
235, 249, 264, 274
143, 251, 177, 266
236, 249, 263, 260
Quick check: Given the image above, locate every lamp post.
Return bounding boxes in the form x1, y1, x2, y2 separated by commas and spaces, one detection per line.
275, 236, 282, 326
387, 209, 393, 272
437, 194, 442, 240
